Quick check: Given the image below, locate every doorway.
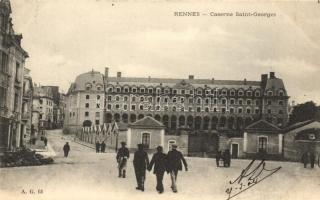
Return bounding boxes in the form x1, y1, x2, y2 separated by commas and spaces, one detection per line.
231, 143, 239, 158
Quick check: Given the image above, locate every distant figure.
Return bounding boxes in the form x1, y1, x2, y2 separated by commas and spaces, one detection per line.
101, 141, 106, 153
148, 146, 167, 194
133, 144, 149, 191
43, 137, 48, 146
63, 142, 70, 157
216, 151, 222, 167
116, 142, 130, 178
301, 152, 309, 168
310, 152, 315, 168
166, 144, 188, 193
223, 149, 231, 167
96, 141, 101, 153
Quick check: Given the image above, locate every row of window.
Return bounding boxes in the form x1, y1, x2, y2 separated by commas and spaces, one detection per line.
85, 102, 102, 109
108, 95, 285, 106
107, 86, 286, 97
85, 94, 101, 100
106, 103, 285, 115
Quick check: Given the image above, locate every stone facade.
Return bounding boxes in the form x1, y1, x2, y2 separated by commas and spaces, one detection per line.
64, 71, 105, 134
32, 86, 54, 131
0, 0, 29, 154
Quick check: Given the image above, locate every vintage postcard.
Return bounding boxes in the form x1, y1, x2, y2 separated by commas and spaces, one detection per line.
0, 0, 320, 200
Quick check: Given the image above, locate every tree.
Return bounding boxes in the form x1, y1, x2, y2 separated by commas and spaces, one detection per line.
289, 101, 318, 125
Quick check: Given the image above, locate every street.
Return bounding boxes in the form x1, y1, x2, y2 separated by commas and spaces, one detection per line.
1, 129, 320, 200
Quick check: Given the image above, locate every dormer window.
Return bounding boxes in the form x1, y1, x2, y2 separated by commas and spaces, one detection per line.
197, 90, 202, 95
116, 87, 121, 93
267, 91, 273, 96
255, 91, 260, 97
132, 87, 137, 93
238, 90, 244, 96
230, 90, 235, 96
124, 87, 129, 93
85, 83, 92, 90
140, 88, 145, 93
246, 91, 252, 96
279, 90, 284, 96
222, 90, 227, 96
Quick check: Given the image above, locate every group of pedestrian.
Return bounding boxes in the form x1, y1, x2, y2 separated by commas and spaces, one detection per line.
95, 141, 106, 153
116, 142, 188, 194
216, 149, 231, 167
301, 151, 316, 168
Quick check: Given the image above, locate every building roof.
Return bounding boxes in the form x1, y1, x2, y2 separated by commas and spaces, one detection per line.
106, 76, 261, 89
245, 119, 281, 133
284, 120, 320, 132
69, 70, 104, 93
129, 116, 165, 129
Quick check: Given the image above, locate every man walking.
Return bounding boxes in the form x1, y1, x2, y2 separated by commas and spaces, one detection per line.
63, 142, 70, 157
166, 144, 188, 193
133, 144, 149, 191
96, 141, 101, 153
116, 142, 130, 178
148, 146, 167, 194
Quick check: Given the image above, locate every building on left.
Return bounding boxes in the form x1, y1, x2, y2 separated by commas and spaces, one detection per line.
0, 0, 29, 153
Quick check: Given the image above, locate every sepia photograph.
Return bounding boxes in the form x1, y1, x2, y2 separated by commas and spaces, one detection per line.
0, 0, 320, 200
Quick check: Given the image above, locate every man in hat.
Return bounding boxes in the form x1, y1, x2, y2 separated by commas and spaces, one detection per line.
166, 144, 188, 193
133, 144, 149, 191
116, 142, 130, 178
63, 142, 70, 157
148, 146, 167, 194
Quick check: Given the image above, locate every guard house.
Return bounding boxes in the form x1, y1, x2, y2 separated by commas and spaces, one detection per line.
243, 119, 283, 159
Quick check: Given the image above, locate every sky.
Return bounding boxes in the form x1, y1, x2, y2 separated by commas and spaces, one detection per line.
9, 0, 320, 104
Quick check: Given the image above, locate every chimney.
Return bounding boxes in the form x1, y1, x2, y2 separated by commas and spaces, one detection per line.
270, 72, 275, 79
244, 78, 247, 85
261, 74, 268, 89
105, 67, 109, 78
189, 75, 194, 80
117, 72, 121, 78
148, 76, 151, 81
211, 78, 215, 84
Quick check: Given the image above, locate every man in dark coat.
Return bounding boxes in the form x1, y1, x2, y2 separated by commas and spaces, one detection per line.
116, 142, 130, 178
96, 141, 101, 153
310, 152, 315, 168
148, 146, 167, 194
63, 142, 70, 157
223, 149, 231, 167
101, 141, 106, 153
166, 144, 188, 193
301, 152, 309, 168
133, 144, 149, 191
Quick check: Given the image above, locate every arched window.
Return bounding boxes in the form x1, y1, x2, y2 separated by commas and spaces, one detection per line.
142, 133, 151, 149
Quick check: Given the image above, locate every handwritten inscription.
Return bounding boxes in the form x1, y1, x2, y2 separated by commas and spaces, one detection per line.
226, 159, 281, 200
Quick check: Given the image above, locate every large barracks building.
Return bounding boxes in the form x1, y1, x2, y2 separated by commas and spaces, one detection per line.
64, 68, 289, 157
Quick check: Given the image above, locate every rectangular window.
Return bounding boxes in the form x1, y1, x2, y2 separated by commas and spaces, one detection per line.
95, 112, 100, 117
95, 120, 100, 125
0, 51, 9, 73
15, 62, 20, 82
258, 137, 267, 152
85, 112, 89, 117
